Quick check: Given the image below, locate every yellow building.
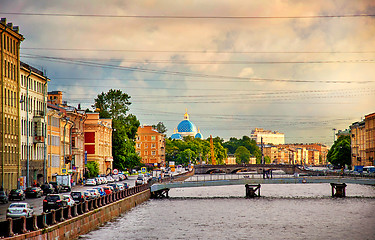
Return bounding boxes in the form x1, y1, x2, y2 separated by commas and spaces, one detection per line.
1, 18, 24, 191
365, 113, 375, 165
84, 113, 112, 175
350, 120, 366, 166
136, 125, 165, 167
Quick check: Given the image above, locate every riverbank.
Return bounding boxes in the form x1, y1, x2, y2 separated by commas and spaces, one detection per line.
2, 186, 150, 240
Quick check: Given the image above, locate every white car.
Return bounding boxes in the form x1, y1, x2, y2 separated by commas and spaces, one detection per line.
63, 195, 75, 207
95, 177, 102, 185
6, 203, 34, 218
100, 177, 107, 184
85, 179, 97, 186
86, 189, 100, 198
106, 176, 114, 183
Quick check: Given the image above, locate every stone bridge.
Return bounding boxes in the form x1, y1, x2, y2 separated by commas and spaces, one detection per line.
194, 164, 306, 175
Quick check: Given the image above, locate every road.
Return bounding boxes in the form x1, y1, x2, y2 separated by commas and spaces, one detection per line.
0, 175, 138, 220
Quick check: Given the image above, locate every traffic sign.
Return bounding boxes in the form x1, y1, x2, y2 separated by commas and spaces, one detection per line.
141, 167, 147, 173
61, 168, 67, 174
113, 169, 119, 175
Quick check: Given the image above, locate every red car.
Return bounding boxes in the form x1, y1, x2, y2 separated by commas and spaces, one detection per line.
102, 186, 113, 195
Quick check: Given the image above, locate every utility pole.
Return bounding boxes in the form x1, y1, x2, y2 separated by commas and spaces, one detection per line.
261, 137, 264, 164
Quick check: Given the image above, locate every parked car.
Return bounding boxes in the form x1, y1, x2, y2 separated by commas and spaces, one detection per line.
6, 203, 34, 218
116, 183, 125, 191
106, 176, 115, 183
25, 187, 43, 198
135, 177, 145, 186
86, 189, 100, 198
112, 175, 120, 182
93, 187, 106, 197
9, 189, 25, 201
0, 191, 9, 203
100, 177, 107, 184
83, 191, 94, 200
41, 183, 54, 195
122, 183, 129, 189
107, 183, 120, 192
95, 177, 102, 185
70, 191, 87, 203
43, 194, 67, 212
63, 195, 75, 206
85, 179, 97, 186
102, 186, 113, 195
49, 182, 62, 193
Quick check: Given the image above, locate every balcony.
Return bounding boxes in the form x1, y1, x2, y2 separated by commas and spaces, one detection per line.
34, 110, 45, 117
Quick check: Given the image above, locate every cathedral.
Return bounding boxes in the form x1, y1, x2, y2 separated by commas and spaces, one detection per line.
171, 110, 203, 140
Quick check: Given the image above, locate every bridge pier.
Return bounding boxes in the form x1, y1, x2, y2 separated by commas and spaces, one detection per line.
245, 184, 261, 198
151, 189, 170, 199
330, 183, 347, 197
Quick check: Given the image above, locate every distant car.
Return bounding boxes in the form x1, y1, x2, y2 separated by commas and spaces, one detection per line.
93, 187, 106, 197
6, 203, 34, 218
95, 177, 102, 185
70, 191, 87, 203
85, 179, 97, 186
112, 175, 120, 182
106, 176, 115, 183
9, 189, 25, 201
100, 177, 107, 184
0, 191, 9, 203
43, 194, 67, 212
41, 183, 54, 195
116, 183, 125, 191
25, 187, 43, 198
135, 177, 145, 186
83, 191, 94, 200
49, 182, 62, 193
107, 183, 120, 192
86, 189, 100, 198
102, 186, 113, 195
63, 195, 75, 206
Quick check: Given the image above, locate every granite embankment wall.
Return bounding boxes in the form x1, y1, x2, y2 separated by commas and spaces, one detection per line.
1, 185, 151, 240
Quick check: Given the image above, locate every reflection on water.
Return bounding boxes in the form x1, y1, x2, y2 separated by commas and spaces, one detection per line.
82, 183, 375, 240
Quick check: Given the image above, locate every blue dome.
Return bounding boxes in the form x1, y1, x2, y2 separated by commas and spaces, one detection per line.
171, 133, 182, 140
195, 132, 203, 139
177, 120, 197, 133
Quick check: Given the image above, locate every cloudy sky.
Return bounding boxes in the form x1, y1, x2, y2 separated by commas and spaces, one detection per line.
2, 0, 375, 145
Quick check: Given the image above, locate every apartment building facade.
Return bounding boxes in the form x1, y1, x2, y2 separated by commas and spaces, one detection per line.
136, 125, 165, 167
0, 18, 24, 191
84, 113, 113, 175
20, 62, 49, 186
250, 128, 285, 145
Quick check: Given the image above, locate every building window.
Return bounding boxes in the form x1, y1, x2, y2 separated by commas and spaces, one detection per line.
145, 143, 148, 148
151, 136, 156, 140
137, 143, 141, 148
151, 151, 156, 155
151, 143, 156, 148
144, 151, 148, 155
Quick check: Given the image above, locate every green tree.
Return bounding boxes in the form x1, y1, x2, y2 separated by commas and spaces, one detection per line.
327, 135, 351, 168
264, 156, 271, 164
223, 136, 261, 162
152, 122, 167, 134
93, 89, 141, 171
86, 161, 99, 178
235, 146, 251, 164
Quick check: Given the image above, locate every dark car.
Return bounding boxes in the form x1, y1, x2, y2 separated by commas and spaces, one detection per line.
70, 191, 87, 203
49, 182, 62, 193
8, 189, 25, 201
41, 183, 54, 195
107, 183, 119, 192
0, 191, 9, 203
25, 187, 43, 198
43, 194, 67, 212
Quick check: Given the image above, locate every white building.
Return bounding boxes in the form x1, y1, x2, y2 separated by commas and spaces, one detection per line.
250, 128, 285, 145
20, 62, 49, 186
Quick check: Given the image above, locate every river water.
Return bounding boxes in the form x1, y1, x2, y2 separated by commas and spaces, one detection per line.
82, 176, 375, 240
